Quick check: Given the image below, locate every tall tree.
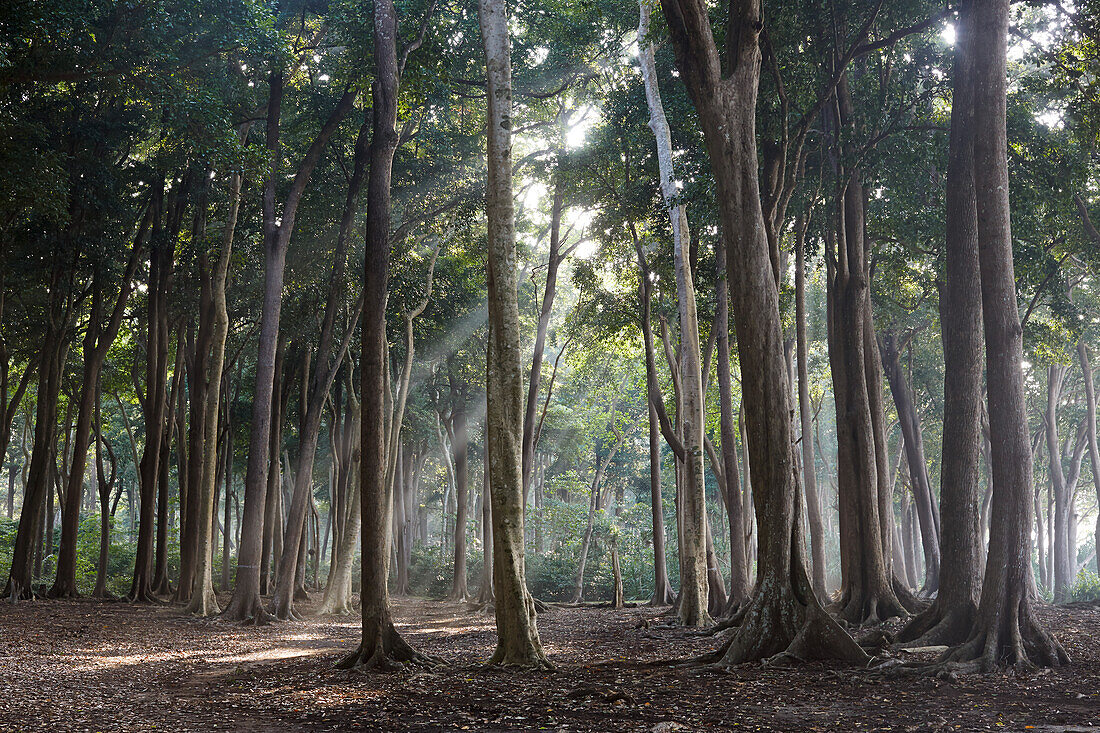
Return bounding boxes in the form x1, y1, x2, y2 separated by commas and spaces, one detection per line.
944, 0, 1066, 670
479, 0, 551, 668
658, 0, 865, 664
899, 1, 983, 644
637, 0, 709, 627
338, 0, 435, 670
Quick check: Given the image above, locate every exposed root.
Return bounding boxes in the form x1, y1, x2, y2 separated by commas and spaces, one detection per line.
896, 599, 976, 648
702, 580, 869, 668
891, 576, 928, 614
484, 644, 555, 671
533, 598, 551, 614
941, 611, 1069, 672
45, 584, 79, 600
127, 589, 163, 605
836, 590, 909, 626
220, 592, 275, 625
337, 624, 441, 673
185, 587, 221, 617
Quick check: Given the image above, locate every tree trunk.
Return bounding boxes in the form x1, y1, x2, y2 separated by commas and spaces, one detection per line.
478, 0, 550, 668
521, 174, 566, 498
1078, 342, 1100, 575
825, 77, 906, 625
946, 0, 1066, 670
448, 399, 470, 601
260, 341, 288, 596
659, 0, 865, 664
130, 183, 177, 603
880, 330, 941, 592
646, 400, 673, 605
187, 177, 239, 615
795, 221, 827, 600
896, 37, 985, 637
225, 70, 354, 621
319, 371, 361, 616
637, 3, 708, 626
339, 0, 433, 670
49, 222, 147, 598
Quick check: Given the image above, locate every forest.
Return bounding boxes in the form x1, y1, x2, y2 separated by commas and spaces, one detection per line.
1, 0, 1099, 729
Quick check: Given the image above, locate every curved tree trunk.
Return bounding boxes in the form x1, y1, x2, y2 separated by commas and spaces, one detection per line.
186, 172, 240, 617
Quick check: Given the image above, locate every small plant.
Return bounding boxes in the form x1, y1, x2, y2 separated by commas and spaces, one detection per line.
1070, 569, 1100, 603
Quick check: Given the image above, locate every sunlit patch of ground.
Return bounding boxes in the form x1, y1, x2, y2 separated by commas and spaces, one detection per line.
0, 595, 1097, 731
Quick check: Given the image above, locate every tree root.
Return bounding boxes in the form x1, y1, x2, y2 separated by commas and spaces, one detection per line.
220, 592, 275, 625
891, 576, 928, 613
484, 644, 555, 671
698, 581, 869, 668
186, 587, 221, 617
941, 612, 1069, 672
895, 600, 976, 647
337, 624, 441, 673
835, 590, 909, 626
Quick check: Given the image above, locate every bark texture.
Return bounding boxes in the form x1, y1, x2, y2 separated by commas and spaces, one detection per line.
480, 0, 551, 668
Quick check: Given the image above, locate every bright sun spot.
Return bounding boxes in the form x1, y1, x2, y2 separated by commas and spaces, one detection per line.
942, 23, 956, 46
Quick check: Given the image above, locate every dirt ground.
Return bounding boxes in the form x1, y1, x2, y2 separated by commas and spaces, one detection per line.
0, 595, 1097, 732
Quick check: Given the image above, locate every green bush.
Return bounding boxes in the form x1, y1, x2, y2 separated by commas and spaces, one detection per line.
1070, 569, 1100, 602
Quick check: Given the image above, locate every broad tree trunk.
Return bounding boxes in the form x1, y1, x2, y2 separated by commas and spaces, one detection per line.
896, 29, 984, 641
825, 78, 906, 625
659, 0, 865, 664
946, 0, 1066, 670
479, 0, 550, 668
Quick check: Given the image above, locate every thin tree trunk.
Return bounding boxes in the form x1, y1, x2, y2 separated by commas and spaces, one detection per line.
795, 219, 827, 600
638, 3, 708, 626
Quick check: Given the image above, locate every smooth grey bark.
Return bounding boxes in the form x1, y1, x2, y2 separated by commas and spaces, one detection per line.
638, 2, 708, 627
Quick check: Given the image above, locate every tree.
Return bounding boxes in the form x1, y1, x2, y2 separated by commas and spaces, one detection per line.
658, 0, 865, 664
637, 0, 709, 627
479, 0, 552, 669
944, 0, 1066, 671
338, 0, 435, 671
899, 1, 983, 644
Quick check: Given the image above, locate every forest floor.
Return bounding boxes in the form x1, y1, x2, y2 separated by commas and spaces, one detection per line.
0, 595, 1098, 732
